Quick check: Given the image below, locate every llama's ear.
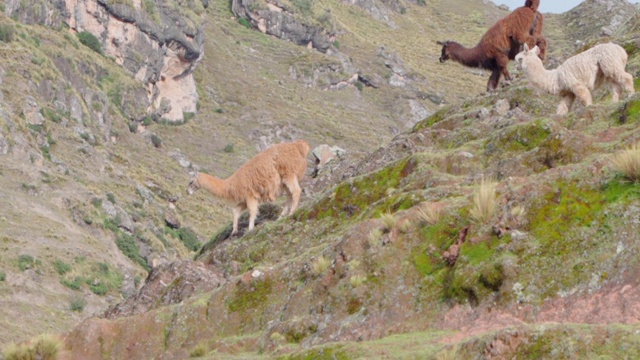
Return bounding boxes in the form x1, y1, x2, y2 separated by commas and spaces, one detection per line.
436, 41, 445, 46
532, 46, 540, 55
523, 43, 530, 52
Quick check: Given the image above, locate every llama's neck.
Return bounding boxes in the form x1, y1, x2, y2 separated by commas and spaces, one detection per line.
448, 42, 486, 69
523, 56, 561, 95
196, 173, 229, 199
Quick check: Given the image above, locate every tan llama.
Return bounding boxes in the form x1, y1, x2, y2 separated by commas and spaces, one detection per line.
187, 140, 310, 235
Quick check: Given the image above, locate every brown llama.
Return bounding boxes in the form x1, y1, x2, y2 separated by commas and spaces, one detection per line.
187, 140, 310, 236
437, 0, 546, 92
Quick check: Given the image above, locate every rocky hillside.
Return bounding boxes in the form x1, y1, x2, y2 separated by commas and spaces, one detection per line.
2, 0, 640, 358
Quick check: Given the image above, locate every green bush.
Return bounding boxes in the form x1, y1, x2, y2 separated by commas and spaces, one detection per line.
151, 134, 162, 148
224, 143, 234, 153
53, 260, 72, 275
116, 233, 149, 270
18, 255, 37, 271
0, 271, 6, 282
77, 31, 103, 54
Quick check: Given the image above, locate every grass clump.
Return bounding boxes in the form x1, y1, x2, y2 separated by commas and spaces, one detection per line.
3, 334, 62, 360
311, 256, 331, 276
189, 343, 208, 358
227, 277, 273, 313
116, 233, 149, 270
17, 255, 40, 272
349, 274, 366, 288
612, 143, 640, 182
469, 178, 497, 224
417, 202, 441, 225
0, 271, 5, 281
380, 211, 398, 231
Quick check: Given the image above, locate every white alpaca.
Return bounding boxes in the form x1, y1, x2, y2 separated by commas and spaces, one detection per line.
515, 43, 635, 115
187, 140, 310, 235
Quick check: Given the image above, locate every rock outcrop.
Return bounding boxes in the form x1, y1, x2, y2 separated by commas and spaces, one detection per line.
5, 0, 205, 122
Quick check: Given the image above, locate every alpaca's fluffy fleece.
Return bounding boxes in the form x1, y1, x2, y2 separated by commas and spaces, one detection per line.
516, 43, 635, 115
187, 140, 310, 235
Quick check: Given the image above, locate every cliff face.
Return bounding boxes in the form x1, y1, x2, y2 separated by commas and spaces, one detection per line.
5, 0, 205, 122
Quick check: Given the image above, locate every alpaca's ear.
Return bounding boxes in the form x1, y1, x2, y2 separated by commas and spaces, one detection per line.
532, 46, 540, 55
436, 41, 445, 46
523, 43, 530, 52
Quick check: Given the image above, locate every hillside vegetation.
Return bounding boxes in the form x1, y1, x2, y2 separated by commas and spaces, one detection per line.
2, 0, 640, 358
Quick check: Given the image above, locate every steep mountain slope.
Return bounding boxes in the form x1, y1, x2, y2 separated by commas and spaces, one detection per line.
0, 0, 515, 347
3, 0, 640, 358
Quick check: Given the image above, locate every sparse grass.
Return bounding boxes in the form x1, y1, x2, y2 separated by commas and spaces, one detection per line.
469, 178, 498, 224
417, 203, 441, 225
612, 143, 640, 182
311, 256, 331, 276
0, 22, 15, 43
3, 334, 62, 360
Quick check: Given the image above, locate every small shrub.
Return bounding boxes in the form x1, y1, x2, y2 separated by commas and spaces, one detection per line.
469, 177, 498, 224
151, 134, 162, 148
0, 271, 6, 282
69, 296, 86, 312
77, 31, 103, 54
612, 143, 640, 182
106, 192, 116, 203
355, 81, 364, 91
311, 256, 331, 276
17, 255, 37, 271
52, 260, 72, 275
214, 108, 224, 114
0, 22, 15, 42
224, 143, 234, 153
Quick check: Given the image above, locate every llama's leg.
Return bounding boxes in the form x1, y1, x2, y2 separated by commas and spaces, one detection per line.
610, 81, 622, 103
232, 203, 246, 235
556, 94, 575, 115
487, 70, 501, 92
247, 198, 259, 231
279, 187, 290, 218
573, 85, 593, 107
282, 177, 302, 216
497, 55, 510, 82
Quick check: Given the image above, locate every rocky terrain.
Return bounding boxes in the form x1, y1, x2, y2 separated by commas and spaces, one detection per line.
1, 0, 640, 358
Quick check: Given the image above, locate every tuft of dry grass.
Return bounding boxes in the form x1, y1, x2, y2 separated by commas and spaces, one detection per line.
3, 334, 62, 360
349, 274, 367, 288
417, 202, 441, 225
311, 256, 331, 276
612, 143, 640, 182
189, 343, 208, 358
368, 228, 383, 247
469, 177, 498, 224
380, 211, 398, 231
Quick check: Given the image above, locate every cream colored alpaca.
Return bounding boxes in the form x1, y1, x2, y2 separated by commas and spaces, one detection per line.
515, 43, 635, 115
187, 140, 310, 235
